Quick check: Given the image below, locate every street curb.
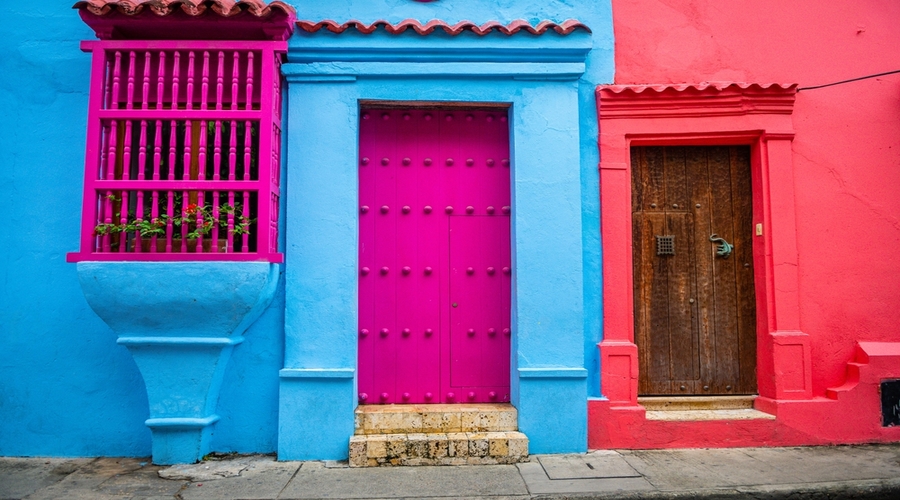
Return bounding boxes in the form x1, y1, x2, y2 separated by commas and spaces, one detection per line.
528, 478, 900, 500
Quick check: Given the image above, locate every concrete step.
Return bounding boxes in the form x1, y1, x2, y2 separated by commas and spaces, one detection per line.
349, 431, 529, 467
354, 403, 518, 435
638, 395, 756, 411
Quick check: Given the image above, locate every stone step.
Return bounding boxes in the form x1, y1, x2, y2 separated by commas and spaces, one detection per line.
645, 408, 776, 421
354, 403, 517, 435
349, 431, 529, 467
638, 395, 756, 411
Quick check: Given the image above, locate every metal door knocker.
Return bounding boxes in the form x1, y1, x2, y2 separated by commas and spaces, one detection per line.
709, 234, 733, 259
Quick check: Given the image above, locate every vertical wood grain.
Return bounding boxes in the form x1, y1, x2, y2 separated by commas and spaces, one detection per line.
634, 146, 756, 396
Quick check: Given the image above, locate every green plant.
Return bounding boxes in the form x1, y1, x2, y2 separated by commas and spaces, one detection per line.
93, 202, 255, 242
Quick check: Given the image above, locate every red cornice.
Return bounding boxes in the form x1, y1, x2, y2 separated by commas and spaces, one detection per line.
73, 0, 295, 18
597, 82, 797, 119
296, 19, 591, 36
74, 0, 295, 40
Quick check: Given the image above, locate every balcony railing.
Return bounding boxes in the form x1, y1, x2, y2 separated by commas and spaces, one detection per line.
69, 41, 284, 262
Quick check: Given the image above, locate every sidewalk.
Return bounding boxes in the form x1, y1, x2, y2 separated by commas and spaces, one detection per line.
2, 444, 900, 500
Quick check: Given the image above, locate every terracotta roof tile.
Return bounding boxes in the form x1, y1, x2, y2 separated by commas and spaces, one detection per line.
73, 0, 295, 18
596, 82, 797, 118
598, 82, 796, 95
296, 19, 591, 36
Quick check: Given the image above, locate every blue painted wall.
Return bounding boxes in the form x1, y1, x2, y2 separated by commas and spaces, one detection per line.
0, 1, 285, 457
289, 0, 612, 399
0, 0, 612, 458
0, 2, 152, 457
280, 0, 612, 458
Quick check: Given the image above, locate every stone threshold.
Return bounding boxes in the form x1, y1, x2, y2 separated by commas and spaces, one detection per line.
638, 395, 756, 411
645, 408, 776, 421
355, 403, 518, 435
639, 395, 775, 421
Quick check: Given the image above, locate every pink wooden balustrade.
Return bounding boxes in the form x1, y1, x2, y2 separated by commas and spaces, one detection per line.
358, 108, 512, 404
68, 40, 284, 262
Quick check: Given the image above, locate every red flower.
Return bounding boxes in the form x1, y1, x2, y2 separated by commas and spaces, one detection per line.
186, 203, 199, 212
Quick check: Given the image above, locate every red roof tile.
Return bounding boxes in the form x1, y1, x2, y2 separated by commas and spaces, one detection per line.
598, 82, 796, 95
596, 82, 797, 119
296, 19, 591, 36
73, 0, 295, 18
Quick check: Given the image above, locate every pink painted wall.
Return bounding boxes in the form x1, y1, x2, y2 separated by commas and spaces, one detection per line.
610, 0, 900, 396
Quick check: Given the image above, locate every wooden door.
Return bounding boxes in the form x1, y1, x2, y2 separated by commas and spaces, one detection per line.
358, 108, 511, 405
632, 146, 756, 396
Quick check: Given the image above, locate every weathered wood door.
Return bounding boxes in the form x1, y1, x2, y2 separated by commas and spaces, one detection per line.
358, 108, 511, 405
632, 146, 757, 396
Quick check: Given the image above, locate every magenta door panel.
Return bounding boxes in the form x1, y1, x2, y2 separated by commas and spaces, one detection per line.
358, 108, 511, 404
449, 216, 512, 394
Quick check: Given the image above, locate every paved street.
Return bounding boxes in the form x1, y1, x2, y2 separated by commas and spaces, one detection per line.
2, 444, 899, 499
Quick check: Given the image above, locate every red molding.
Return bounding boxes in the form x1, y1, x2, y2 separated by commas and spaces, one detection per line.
73, 0, 296, 18
600, 82, 794, 94
296, 19, 591, 36
597, 83, 796, 119
74, 0, 295, 40
592, 81, 823, 448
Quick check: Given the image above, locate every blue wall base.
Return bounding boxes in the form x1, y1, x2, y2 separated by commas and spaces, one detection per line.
146, 416, 219, 465
122, 341, 237, 464
278, 370, 356, 460
77, 262, 280, 464
516, 369, 588, 454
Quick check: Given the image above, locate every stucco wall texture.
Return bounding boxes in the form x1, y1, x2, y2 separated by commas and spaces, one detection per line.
609, 0, 900, 398
0, 0, 282, 458
0, 0, 614, 459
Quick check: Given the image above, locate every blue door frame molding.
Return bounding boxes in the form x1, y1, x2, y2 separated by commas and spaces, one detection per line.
279, 23, 592, 459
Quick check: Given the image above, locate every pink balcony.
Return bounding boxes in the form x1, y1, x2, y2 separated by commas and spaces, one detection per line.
68, 40, 285, 263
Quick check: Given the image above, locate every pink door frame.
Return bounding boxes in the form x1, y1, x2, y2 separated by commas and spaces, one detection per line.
357, 107, 512, 405
594, 83, 813, 411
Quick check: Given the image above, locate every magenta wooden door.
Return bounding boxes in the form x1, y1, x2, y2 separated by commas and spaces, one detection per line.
358, 108, 511, 405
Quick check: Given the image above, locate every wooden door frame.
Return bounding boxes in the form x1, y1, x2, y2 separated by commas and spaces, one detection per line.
596, 83, 813, 409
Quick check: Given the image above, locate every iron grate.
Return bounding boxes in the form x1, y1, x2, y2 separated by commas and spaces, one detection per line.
656, 235, 675, 256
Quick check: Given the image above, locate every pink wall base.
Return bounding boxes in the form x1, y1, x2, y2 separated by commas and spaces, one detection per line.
590, 341, 900, 449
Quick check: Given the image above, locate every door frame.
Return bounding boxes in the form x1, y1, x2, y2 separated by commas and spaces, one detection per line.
356, 105, 514, 405
596, 83, 813, 409
278, 27, 593, 459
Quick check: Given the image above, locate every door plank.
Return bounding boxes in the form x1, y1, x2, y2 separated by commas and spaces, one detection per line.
730, 146, 757, 394
632, 147, 644, 211
372, 111, 399, 402
395, 110, 422, 402
707, 146, 741, 393
664, 147, 689, 211
358, 110, 378, 401
415, 110, 442, 401
664, 147, 697, 393
666, 212, 698, 386
449, 216, 479, 387
637, 212, 673, 395
686, 146, 715, 395
642, 146, 666, 212
633, 210, 651, 395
